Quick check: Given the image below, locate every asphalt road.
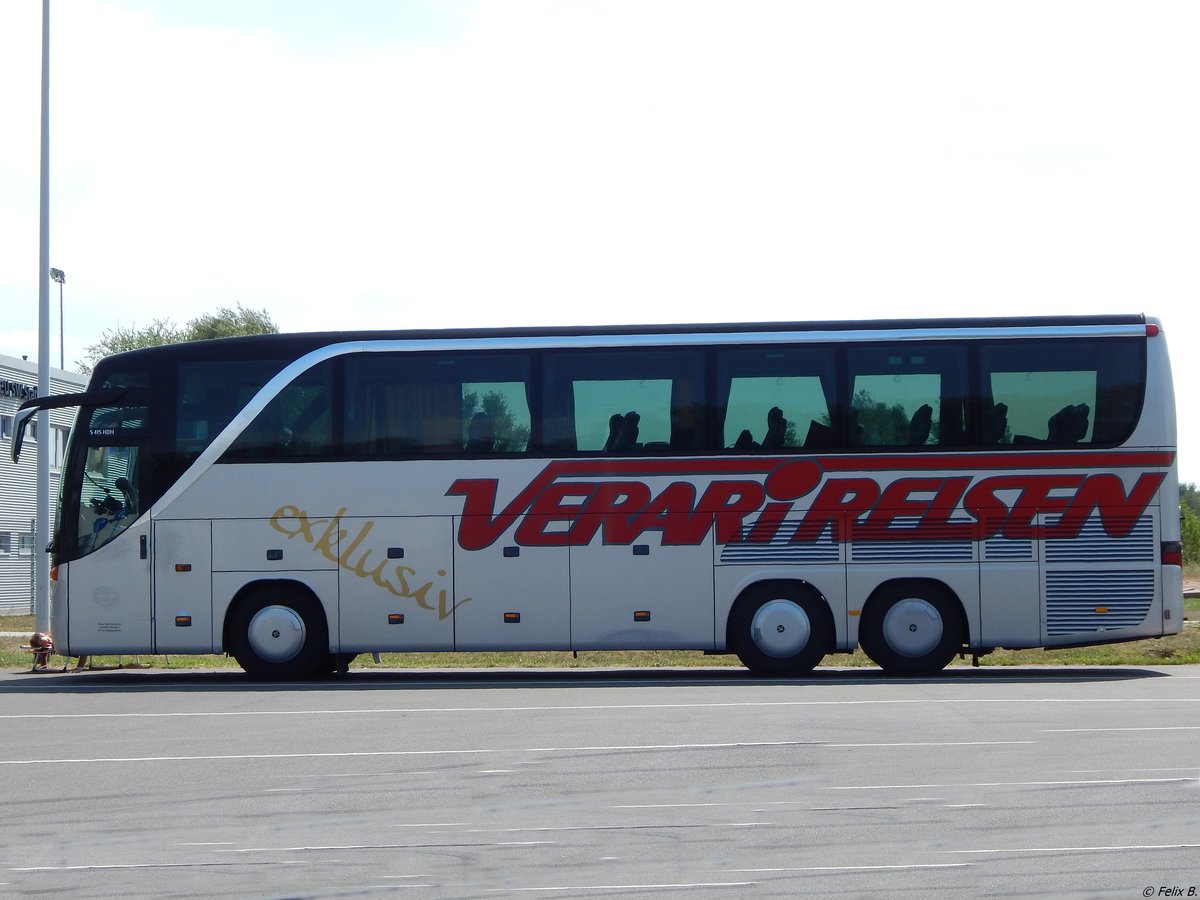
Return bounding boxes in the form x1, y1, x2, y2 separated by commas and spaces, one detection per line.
1, 666, 1198, 899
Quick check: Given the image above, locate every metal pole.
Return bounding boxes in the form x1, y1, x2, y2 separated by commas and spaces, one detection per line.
30, 519, 37, 616
36, 0, 52, 634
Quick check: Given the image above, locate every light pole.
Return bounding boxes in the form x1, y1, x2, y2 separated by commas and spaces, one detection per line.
35, 0, 51, 633
50, 268, 64, 369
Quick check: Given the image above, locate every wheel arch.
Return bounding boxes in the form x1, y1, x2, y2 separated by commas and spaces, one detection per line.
220, 577, 331, 654
860, 577, 969, 647
725, 578, 834, 651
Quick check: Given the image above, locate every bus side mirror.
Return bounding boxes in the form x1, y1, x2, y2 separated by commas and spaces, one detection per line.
10, 406, 36, 464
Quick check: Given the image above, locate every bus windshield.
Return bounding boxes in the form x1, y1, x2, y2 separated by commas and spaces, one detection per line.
79, 443, 140, 555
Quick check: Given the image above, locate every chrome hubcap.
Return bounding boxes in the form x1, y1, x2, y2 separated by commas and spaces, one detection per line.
750, 599, 811, 659
881, 598, 943, 658
246, 604, 306, 663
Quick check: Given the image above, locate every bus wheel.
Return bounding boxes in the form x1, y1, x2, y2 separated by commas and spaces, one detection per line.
859, 582, 962, 676
729, 583, 832, 677
227, 585, 330, 680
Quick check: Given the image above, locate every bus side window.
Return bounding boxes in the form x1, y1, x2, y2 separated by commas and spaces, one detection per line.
981, 401, 1009, 444
461, 381, 531, 454
343, 353, 532, 458
846, 344, 966, 448
716, 347, 835, 452
543, 349, 705, 455
977, 338, 1145, 447
225, 362, 333, 459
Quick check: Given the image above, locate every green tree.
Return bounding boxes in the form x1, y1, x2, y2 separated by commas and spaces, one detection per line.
1182, 482, 1200, 517
462, 390, 530, 452
1183, 483, 1200, 565
1182, 505, 1200, 566
78, 303, 279, 373
185, 304, 279, 342
849, 389, 939, 446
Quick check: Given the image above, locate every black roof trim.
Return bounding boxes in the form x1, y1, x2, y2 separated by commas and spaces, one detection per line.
92, 313, 1149, 370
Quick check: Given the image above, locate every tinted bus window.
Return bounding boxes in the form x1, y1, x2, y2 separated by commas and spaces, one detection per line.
343, 352, 531, 457
978, 338, 1143, 446
542, 350, 705, 453
716, 346, 836, 451
177, 360, 284, 459
847, 344, 968, 447
225, 361, 335, 459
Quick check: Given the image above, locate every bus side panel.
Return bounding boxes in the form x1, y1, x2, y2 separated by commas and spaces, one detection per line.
979, 529, 1041, 649
1162, 564, 1183, 636
338, 516, 456, 652
1040, 507, 1162, 646
570, 526, 714, 651
211, 518, 340, 654
63, 517, 153, 655
454, 517, 571, 651
153, 519, 214, 653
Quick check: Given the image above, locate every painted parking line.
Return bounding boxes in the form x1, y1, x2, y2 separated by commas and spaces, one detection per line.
3, 695, 1200, 721
0, 740, 819, 766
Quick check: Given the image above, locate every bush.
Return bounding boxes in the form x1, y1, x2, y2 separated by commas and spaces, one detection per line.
1183, 504, 1200, 566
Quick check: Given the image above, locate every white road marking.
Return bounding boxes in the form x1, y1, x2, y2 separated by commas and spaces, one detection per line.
610, 803, 731, 809
13, 862, 306, 872
1062, 767, 1196, 774
830, 776, 1194, 790
478, 882, 759, 892
214, 841, 554, 853
826, 741, 1034, 747
0, 739, 819, 766
1046, 725, 1200, 732
412, 824, 767, 835
940, 842, 1200, 855
3, 696, 1199, 721
731, 863, 970, 873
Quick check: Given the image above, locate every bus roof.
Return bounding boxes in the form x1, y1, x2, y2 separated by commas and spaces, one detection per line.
91, 313, 1151, 373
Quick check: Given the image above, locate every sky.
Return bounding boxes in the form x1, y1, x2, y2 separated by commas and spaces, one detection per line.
1, 0, 1197, 481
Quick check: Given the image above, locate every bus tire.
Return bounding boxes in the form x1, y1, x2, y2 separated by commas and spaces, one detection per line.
859, 581, 963, 676
226, 584, 330, 680
729, 582, 832, 677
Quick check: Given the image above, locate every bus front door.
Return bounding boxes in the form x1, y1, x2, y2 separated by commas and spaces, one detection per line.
62, 515, 153, 656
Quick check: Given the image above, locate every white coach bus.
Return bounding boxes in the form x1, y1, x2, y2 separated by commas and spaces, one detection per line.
14, 315, 1183, 678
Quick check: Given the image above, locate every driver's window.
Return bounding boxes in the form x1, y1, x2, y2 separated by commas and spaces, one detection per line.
78, 445, 140, 555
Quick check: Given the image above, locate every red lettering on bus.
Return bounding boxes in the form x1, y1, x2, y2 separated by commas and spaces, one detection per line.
994, 474, 1084, 540
571, 482, 654, 544
625, 483, 702, 545
694, 480, 767, 544
447, 457, 1170, 550
1053, 472, 1167, 539
793, 478, 880, 542
514, 482, 594, 546
860, 477, 972, 538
